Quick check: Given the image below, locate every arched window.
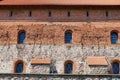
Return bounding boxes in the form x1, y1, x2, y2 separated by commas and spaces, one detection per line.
64, 61, 73, 74
111, 31, 118, 44
65, 30, 72, 43
112, 62, 119, 74
18, 30, 26, 44
15, 61, 24, 73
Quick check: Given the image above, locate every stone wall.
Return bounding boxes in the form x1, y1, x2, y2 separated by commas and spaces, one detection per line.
0, 6, 120, 75
0, 44, 120, 74
31, 64, 50, 74
0, 21, 119, 74
0, 74, 119, 80
89, 66, 108, 74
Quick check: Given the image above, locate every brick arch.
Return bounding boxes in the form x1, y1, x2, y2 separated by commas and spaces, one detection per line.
63, 60, 76, 74
13, 59, 26, 73
111, 59, 120, 63
18, 30, 26, 37
110, 59, 120, 74
65, 30, 73, 33
111, 30, 119, 33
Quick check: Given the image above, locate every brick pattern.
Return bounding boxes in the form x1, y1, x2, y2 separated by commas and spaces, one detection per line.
87, 57, 108, 66
0, 9, 120, 21
0, 21, 120, 45
0, 8, 120, 75
31, 59, 51, 64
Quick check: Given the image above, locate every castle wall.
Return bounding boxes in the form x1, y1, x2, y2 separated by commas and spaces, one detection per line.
0, 21, 120, 45
0, 6, 120, 75
0, 8, 120, 21
0, 74, 119, 80
0, 44, 119, 74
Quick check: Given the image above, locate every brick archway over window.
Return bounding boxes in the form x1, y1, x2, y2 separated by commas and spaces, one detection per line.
111, 59, 120, 74
64, 60, 76, 74
13, 59, 26, 73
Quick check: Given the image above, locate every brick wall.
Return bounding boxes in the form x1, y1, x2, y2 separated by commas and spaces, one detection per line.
0, 7, 120, 45
0, 8, 120, 21
0, 6, 120, 75
0, 21, 120, 45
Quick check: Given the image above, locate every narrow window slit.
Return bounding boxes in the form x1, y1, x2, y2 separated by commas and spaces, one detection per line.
48, 11, 51, 17
86, 11, 89, 17
68, 11, 71, 17
29, 11, 32, 17
106, 11, 108, 17
9, 11, 13, 17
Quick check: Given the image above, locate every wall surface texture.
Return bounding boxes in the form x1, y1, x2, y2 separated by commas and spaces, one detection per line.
0, 21, 120, 74
0, 7, 120, 79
